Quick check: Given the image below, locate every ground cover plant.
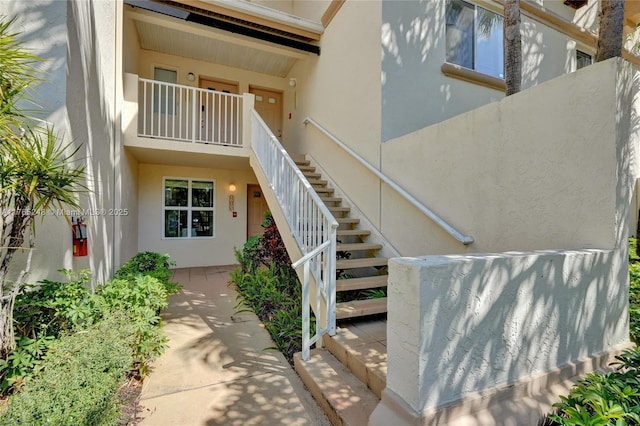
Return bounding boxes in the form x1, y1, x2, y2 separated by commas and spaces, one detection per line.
0, 251, 179, 424
231, 213, 307, 362
541, 238, 640, 425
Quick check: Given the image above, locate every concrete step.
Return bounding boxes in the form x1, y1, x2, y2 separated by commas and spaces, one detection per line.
314, 187, 334, 194
294, 349, 379, 426
336, 275, 388, 292
324, 323, 387, 399
337, 229, 371, 237
303, 172, 322, 179
329, 206, 351, 215
308, 179, 328, 187
336, 257, 388, 269
298, 165, 316, 172
336, 298, 387, 320
320, 196, 343, 204
336, 217, 360, 226
337, 242, 383, 252
295, 159, 311, 166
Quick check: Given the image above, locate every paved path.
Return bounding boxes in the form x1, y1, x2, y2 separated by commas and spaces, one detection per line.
138, 266, 330, 426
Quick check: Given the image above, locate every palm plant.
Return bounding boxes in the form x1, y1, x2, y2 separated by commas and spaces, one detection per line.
0, 19, 86, 355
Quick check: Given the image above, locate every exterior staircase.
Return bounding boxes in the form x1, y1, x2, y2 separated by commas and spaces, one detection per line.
292, 156, 388, 425
293, 157, 388, 320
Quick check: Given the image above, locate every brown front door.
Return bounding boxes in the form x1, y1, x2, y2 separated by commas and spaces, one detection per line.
198, 77, 239, 144
247, 184, 269, 238
249, 86, 283, 140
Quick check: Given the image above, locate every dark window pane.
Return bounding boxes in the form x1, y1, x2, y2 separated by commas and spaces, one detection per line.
577, 50, 592, 70
446, 0, 474, 69
192, 181, 214, 207
192, 210, 214, 237
165, 210, 188, 238
165, 180, 188, 207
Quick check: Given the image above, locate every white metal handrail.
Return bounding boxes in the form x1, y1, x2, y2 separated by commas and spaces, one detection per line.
251, 110, 339, 361
303, 117, 474, 245
138, 78, 243, 147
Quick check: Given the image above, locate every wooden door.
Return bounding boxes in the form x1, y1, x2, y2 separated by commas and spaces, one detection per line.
247, 184, 269, 238
250, 86, 283, 140
198, 77, 239, 144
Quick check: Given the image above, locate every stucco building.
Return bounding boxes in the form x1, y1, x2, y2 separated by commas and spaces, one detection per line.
2, 0, 640, 423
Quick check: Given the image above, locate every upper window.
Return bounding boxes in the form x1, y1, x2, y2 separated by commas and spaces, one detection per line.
576, 50, 592, 70
163, 178, 215, 239
445, 0, 504, 79
153, 67, 177, 114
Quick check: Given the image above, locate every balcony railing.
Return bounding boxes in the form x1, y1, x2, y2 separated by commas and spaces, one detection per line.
138, 78, 243, 147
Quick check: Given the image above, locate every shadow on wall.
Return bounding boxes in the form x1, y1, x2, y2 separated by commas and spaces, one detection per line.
66, 1, 117, 284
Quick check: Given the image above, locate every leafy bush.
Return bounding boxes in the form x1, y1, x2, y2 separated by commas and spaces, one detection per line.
546, 347, 640, 425
1, 252, 176, 394
231, 212, 307, 362
115, 251, 181, 294
0, 313, 135, 426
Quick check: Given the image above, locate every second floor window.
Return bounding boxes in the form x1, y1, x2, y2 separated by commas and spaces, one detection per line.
445, 0, 504, 79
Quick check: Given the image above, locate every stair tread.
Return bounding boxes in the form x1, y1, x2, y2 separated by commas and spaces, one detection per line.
294, 349, 379, 426
295, 159, 311, 166
336, 257, 388, 269
329, 207, 351, 214
337, 229, 371, 236
337, 242, 383, 251
336, 298, 388, 319
303, 172, 322, 179
320, 196, 342, 204
308, 179, 328, 186
314, 187, 334, 194
298, 165, 315, 172
337, 217, 359, 224
336, 275, 388, 291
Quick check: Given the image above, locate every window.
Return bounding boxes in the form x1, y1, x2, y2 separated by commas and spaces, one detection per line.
576, 50, 592, 70
153, 67, 177, 114
445, 0, 504, 79
163, 178, 215, 238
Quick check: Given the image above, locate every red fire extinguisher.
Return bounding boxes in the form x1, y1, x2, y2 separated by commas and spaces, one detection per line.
72, 217, 88, 257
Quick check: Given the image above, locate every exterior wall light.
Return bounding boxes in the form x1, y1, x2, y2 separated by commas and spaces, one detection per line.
289, 78, 297, 87
187, 72, 195, 82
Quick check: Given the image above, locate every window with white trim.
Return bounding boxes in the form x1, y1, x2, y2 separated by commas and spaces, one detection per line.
445, 0, 504, 79
163, 178, 215, 238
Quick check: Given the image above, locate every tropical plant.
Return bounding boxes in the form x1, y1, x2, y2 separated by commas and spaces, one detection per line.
595, 0, 625, 62
0, 19, 86, 356
503, 0, 521, 96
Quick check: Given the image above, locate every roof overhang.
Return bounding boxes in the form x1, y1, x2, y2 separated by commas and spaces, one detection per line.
125, 1, 320, 77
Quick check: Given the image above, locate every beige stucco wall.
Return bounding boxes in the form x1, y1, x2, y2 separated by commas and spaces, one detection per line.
135, 49, 289, 97
372, 57, 637, 425
285, 0, 383, 228
137, 163, 257, 267
381, 0, 599, 141
381, 59, 625, 256
0, 0, 122, 285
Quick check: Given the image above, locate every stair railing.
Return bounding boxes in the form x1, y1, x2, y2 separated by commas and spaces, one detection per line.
303, 117, 474, 245
251, 110, 339, 361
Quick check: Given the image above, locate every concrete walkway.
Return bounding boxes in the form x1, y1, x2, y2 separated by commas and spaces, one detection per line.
138, 266, 330, 426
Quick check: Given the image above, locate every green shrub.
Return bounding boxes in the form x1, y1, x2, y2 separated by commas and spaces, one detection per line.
115, 251, 181, 294
98, 275, 169, 373
0, 313, 135, 426
546, 347, 640, 425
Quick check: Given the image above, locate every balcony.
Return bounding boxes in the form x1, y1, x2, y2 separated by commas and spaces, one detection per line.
122, 73, 254, 168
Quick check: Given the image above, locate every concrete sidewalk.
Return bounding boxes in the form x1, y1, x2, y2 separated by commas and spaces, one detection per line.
138, 266, 330, 426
